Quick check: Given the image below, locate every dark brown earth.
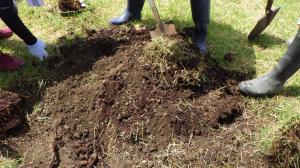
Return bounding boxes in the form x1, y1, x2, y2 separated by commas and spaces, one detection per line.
1, 27, 266, 167
58, 0, 81, 12
0, 91, 23, 136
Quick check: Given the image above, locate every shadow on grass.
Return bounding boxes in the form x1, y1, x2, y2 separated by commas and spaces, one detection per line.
282, 85, 300, 97
249, 33, 286, 49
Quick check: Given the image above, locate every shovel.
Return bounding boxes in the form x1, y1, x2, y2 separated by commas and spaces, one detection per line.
148, 0, 177, 38
248, 0, 280, 40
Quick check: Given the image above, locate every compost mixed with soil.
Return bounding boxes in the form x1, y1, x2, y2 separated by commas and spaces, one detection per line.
0, 27, 264, 167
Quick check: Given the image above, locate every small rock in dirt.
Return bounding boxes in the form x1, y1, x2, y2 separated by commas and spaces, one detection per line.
79, 160, 88, 166
142, 64, 151, 70
135, 27, 146, 35
73, 132, 81, 139
79, 153, 88, 160
145, 129, 151, 135
63, 125, 70, 130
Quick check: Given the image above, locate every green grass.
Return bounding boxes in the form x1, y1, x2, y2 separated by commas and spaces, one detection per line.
1, 0, 300, 166
0, 157, 21, 168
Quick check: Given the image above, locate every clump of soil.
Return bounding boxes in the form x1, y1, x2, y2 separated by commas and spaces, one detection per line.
58, 0, 81, 12
268, 119, 300, 167
142, 37, 205, 87
0, 90, 23, 135
143, 36, 199, 67
4, 27, 253, 167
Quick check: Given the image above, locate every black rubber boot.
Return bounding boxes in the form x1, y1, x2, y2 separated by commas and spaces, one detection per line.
110, 0, 145, 25
190, 0, 210, 55
239, 29, 300, 96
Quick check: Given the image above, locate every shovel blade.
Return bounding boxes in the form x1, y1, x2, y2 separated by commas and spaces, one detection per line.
149, 23, 177, 39
248, 7, 280, 40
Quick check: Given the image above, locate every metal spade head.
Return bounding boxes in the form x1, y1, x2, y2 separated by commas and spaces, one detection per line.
149, 22, 177, 39
148, 0, 177, 39
248, 7, 280, 40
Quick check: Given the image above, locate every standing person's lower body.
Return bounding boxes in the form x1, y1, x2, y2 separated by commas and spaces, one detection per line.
110, 0, 210, 55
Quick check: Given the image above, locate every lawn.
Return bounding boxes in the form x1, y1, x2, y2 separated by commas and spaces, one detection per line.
0, 0, 299, 167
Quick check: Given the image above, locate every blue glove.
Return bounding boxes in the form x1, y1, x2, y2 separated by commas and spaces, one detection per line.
27, 39, 48, 60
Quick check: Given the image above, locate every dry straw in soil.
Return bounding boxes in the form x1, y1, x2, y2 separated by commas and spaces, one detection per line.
142, 37, 207, 87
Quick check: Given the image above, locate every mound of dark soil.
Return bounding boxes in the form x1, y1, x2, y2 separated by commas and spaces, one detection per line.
3, 27, 255, 167
0, 91, 23, 135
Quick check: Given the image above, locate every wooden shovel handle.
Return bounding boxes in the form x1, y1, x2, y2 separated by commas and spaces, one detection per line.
148, 0, 165, 33
266, 0, 273, 13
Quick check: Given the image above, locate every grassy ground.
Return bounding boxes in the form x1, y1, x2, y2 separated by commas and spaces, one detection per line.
0, 0, 299, 167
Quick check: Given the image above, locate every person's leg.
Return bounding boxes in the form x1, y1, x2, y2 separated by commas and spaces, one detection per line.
110, 0, 145, 25
0, 27, 13, 39
239, 28, 300, 96
0, 52, 24, 71
190, 0, 210, 55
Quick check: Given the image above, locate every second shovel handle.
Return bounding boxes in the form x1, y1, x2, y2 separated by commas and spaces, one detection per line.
148, 0, 164, 33
266, 0, 273, 13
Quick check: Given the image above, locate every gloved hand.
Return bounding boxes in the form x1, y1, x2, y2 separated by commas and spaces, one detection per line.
26, 0, 45, 7
27, 39, 48, 60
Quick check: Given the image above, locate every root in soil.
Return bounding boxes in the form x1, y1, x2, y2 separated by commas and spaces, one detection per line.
2, 27, 259, 167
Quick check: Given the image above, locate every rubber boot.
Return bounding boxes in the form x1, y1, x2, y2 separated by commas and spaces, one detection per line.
239, 29, 300, 96
0, 53, 24, 71
0, 27, 13, 39
190, 0, 210, 55
110, 0, 145, 25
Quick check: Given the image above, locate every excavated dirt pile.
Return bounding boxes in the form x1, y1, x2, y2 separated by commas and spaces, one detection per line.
3, 27, 252, 167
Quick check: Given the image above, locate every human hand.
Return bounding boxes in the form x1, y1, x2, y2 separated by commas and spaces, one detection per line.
27, 39, 48, 60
